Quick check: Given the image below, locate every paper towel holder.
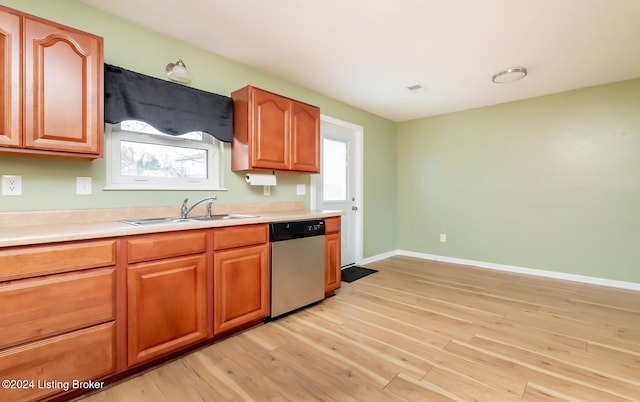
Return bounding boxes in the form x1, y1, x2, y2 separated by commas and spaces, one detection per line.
245, 172, 277, 187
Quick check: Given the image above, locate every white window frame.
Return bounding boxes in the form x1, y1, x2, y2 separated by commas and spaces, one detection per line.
104, 123, 226, 191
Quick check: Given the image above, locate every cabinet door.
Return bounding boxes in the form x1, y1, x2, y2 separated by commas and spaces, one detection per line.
290, 101, 320, 173
325, 233, 341, 294
0, 9, 21, 147
127, 254, 207, 366
23, 17, 103, 155
251, 88, 290, 170
213, 243, 269, 334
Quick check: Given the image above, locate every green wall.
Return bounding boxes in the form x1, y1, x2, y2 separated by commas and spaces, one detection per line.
0, 0, 398, 258
397, 78, 640, 283
6, 1, 637, 283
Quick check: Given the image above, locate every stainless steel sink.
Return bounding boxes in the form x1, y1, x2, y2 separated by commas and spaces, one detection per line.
187, 214, 257, 221
120, 217, 194, 226
121, 214, 257, 226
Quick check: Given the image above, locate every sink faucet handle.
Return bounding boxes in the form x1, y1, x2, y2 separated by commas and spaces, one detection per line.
206, 201, 213, 217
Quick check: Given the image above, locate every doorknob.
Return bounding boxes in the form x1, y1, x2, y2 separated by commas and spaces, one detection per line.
352, 206, 358, 211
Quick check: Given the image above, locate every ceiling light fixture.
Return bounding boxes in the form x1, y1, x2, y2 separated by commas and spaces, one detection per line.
492, 66, 527, 84
166, 59, 191, 83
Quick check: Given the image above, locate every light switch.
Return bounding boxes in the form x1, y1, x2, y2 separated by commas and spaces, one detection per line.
76, 177, 92, 195
296, 184, 306, 196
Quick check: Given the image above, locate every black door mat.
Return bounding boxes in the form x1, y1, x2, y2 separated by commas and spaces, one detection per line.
341, 266, 378, 283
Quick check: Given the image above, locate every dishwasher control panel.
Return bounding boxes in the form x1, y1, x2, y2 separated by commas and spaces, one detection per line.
269, 219, 326, 242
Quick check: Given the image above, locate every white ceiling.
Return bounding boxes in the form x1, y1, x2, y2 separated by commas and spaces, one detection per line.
80, 0, 640, 122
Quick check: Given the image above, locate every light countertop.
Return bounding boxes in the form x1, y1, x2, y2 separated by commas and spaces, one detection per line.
0, 202, 343, 248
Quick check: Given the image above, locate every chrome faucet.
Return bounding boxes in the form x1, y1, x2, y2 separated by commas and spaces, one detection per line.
180, 196, 217, 219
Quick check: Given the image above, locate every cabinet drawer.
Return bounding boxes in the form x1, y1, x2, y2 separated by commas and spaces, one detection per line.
213, 224, 268, 250
325, 217, 341, 234
127, 230, 207, 263
0, 268, 114, 350
0, 239, 116, 281
0, 322, 115, 402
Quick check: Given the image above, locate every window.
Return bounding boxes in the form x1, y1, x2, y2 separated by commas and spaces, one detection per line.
322, 138, 348, 201
105, 121, 224, 190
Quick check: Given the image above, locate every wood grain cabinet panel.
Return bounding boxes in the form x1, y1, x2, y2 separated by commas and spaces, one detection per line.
127, 230, 207, 263
231, 85, 320, 173
325, 217, 341, 295
325, 216, 341, 234
0, 267, 114, 349
127, 254, 208, 366
290, 101, 320, 172
213, 243, 270, 335
23, 17, 103, 155
213, 224, 268, 251
0, 9, 21, 147
0, 322, 115, 402
0, 5, 104, 159
252, 89, 290, 170
0, 239, 116, 281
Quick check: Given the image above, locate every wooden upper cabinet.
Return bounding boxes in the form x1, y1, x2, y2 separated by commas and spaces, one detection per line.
291, 101, 320, 172
252, 89, 290, 170
232, 85, 320, 173
0, 5, 104, 159
0, 9, 21, 147
24, 17, 103, 155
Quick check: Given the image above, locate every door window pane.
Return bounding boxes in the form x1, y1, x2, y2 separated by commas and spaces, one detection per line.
323, 138, 347, 201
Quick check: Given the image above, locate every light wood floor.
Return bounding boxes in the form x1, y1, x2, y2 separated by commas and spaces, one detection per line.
80, 256, 640, 401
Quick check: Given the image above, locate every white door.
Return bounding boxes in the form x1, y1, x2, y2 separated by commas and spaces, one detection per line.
313, 116, 363, 267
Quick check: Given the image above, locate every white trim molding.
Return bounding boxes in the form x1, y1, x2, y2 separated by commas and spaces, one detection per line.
359, 250, 400, 266
313, 114, 364, 266
359, 249, 640, 292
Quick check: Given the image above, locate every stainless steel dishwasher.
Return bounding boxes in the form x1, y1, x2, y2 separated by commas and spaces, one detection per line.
269, 219, 326, 319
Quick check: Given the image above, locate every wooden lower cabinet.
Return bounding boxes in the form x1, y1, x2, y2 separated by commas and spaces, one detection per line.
213, 243, 270, 335
0, 267, 114, 350
325, 217, 342, 295
325, 233, 341, 294
0, 239, 116, 282
0, 322, 115, 402
0, 217, 341, 399
127, 254, 208, 366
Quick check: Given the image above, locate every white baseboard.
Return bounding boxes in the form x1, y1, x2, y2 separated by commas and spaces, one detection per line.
359, 250, 399, 265
360, 249, 640, 292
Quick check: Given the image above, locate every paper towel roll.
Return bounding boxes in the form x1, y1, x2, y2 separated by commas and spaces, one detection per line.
245, 173, 277, 186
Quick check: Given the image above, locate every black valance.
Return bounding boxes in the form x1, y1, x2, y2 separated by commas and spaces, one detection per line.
104, 64, 233, 143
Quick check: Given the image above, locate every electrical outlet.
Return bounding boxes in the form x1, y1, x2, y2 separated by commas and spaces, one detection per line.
76, 177, 92, 195
440, 234, 447, 243
296, 184, 306, 196
2, 175, 22, 196
263, 185, 271, 196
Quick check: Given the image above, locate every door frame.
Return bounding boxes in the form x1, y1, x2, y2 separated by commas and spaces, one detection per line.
311, 114, 364, 266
